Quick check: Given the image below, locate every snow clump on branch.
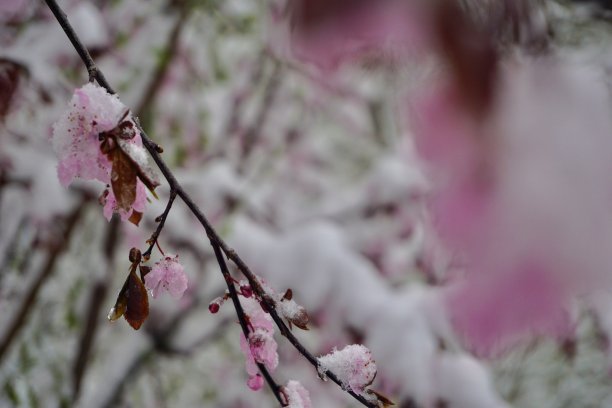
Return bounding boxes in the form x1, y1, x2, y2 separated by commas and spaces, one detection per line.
318, 344, 377, 396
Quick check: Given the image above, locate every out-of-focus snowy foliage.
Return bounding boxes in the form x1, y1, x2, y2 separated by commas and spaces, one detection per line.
3, 0, 612, 407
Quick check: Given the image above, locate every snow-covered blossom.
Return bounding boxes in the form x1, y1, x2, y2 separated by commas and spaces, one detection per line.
318, 344, 377, 394
51, 83, 152, 222
239, 297, 279, 389
144, 254, 188, 299
283, 380, 312, 408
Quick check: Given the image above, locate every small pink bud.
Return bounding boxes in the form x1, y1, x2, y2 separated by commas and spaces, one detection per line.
209, 302, 220, 314
247, 374, 264, 391
209, 296, 225, 313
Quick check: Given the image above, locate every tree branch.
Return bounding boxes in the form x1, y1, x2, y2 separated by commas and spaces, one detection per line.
43, 1, 378, 406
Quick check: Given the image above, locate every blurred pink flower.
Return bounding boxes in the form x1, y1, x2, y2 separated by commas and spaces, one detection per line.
412, 57, 612, 355
289, 0, 429, 70
144, 255, 188, 299
447, 263, 570, 356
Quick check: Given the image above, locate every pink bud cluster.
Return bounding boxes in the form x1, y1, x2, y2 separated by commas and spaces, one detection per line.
239, 297, 279, 390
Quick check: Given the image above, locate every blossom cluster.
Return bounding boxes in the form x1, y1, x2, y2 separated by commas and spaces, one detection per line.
51, 83, 155, 223
239, 296, 279, 390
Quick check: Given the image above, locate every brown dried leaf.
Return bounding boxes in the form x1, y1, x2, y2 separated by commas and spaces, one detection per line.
110, 149, 138, 213
128, 210, 143, 226
108, 290, 128, 321
139, 265, 151, 281
124, 270, 149, 330
117, 136, 160, 195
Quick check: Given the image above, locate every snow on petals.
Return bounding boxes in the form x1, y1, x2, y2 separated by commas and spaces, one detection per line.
51, 83, 153, 223
239, 297, 279, 389
52, 83, 124, 186
144, 254, 188, 299
318, 344, 377, 395
283, 380, 312, 408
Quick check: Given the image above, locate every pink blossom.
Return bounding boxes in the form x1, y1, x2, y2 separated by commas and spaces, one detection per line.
52, 83, 150, 221
247, 374, 264, 391
284, 380, 312, 408
239, 297, 279, 388
52, 83, 123, 186
318, 344, 377, 395
101, 180, 148, 222
144, 255, 188, 299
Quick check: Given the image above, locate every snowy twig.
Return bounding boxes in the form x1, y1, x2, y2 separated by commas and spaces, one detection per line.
211, 241, 285, 405
43, 0, 378, 406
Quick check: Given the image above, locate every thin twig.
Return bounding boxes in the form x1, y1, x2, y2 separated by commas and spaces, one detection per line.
44, 0, 114, 92
142, 190, 176, 260
43, 1, 377, 406
211, 242, 285, 405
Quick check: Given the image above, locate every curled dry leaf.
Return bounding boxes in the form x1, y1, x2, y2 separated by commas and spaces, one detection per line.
98, 110, 160, 225
108, 261, 150, 330
124, 269, 149, 330
109, 147, 138, 213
